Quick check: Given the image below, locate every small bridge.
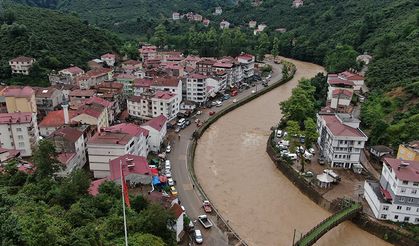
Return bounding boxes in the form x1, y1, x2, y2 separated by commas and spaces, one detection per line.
294, 202, 362, 246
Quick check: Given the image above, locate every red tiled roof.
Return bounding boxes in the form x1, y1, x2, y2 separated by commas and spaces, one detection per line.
153, 91, 176, 100
0, 112, 33, 124
152, 76, 180, 87
96, 81, 124, 90
0, 147, 20, 160
327, 76, 354, 86
50, 126, 83, 143
171, 203, 184, 218
122, 60, 141, 65
9, 56, 34, 63
142, 115, 167, 131
88, 132, 133, 145
109, 154, 150, 181
70, 89, 96, 97
114, 73, 135, 80
321, 114, 366, 138
57, 152, 76, 165
2, 86, 34, 97
237, 53, 255, 61
128, 95, 144, 103
104, 123, 149, 137
85, 68, 112, 78
85, 96, 113, 108
339, 71, 364, 81
384, 158, 419, 182
39, 110, 77, 127
133, 78, 153, 88
101, 53, 115, 59
332, 89, 353, 97
33, 87, 58, 98
213, 62, 234, 68
189, 73, 207, 79
60, 66, 84, 75
76, 103, 105, 118
197, 58, 216, 65
88, 178, 109, 196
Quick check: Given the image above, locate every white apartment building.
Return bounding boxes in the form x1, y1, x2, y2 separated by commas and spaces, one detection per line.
364, 158, 419, 224
87, 123, 149, 178
317, 113, 368, 169
128, 90, 179, 121
237, 53, 255, 79
186, 74, 208, 103
141, 115, 167, 153
150, 76, 183, 106
0, 112, 39, 157
9, 56, 36, 75
49, 126, 86, 176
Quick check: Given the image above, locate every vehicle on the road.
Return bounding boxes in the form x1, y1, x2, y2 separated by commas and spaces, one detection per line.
166, 145, 171, 153
180, 123, 187, 129
230, 90, 238, 97
318, 157, 325, 165
302, 171, 314, 178
223, 94, 230, 100
170, 186, 178, 196
324, 169, 341, 183
175, 127, 181, 133
196, 110, 202, 115
276, 129, 283, 138
304, 151, 313, 161
165, 160, 171, 170
165, 170, 172, 178
197, 215, 213, 229
211, 101, 217, 106
177, 118, 186, 126
216, 101, 222, 107
194, 229, 203, 244
185, 120, 191, 126
209, 111, 215, 116
233, 99, 237, 103
262, 81, 268, 87
168, 178, 174, 186
203, 200, 212, 213
308, 148, 315, 154
251, 90, 256, 94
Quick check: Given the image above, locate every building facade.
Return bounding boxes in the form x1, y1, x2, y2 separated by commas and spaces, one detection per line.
186, 74, 208, 103
9, 56, 35, 75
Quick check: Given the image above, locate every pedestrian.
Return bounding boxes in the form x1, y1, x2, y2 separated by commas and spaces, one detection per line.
192, 184, 195, 189
178, 134, 181, 140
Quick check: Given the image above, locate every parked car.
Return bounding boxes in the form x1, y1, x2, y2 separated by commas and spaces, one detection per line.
185, 120, 191, 126
175, 127, 181, 133
165, 160, 171, 170
276, 129, 283, 138
170, 186, 177, 196
194, 229, 203, 244
302, 171, 314, 177
198, 215, 213, 229
216, 101, 222, 107
177, 118, 186, 126
165, 170, 172, 178
251, 90, 256, 94
168, 178, 174, 186
233, 99, 237, 103
304, 151, 313, 160
223, 94, 230, 100
166, 145, 171, 153
318, 157, 325, 165
180, 123, 187, 129
211, 101, 217, 106
308, 148, 315, 154
203, 200, 212, 213
209, 111, 215, 116
230, 90, 238, 97
196, 110, 202, 115
284, 152, 297, 160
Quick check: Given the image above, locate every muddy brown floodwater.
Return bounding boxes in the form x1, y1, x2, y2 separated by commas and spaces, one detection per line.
195, 58, 391, 246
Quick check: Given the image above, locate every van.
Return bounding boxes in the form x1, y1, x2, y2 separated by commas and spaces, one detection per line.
177, 118, 186, 126
285, 153, 297, 160
276, 129, 283, 138
279, 140, 290, 147
303, 151, 313, 160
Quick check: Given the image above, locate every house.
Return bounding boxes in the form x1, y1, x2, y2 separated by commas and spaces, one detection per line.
38, 109, 77, 137
101, 53, 116, 67
220, 20, 230, 29
69, 89, 96, 105
370, 145, 393, 160
0, 147, 20, 163
0, 113, 39, 157
326, 74, 354, 112
49, 126, 87, 176
133, 78, 153, 95
151, 76, 182, 105
196, 58, 217, 75
249, 20, 257, 28
337, 71, 365, 91
214, 6, 222, 15
85, 96, 116, 124
121, 60, 142, 74
9, 56, 36, 75
275, 28, 287, 33
292, 0, 304, 8
139, 45, 157, 61
51, 84, 78, 101
33, 87, 63, 117
109, 154, 152, 185
171, 202, 185, 242
3, 86, 37, 114
186, 74, 209, 103
95, 81, 124, 110
87, 59, 104, 70
257, 24, 267, 31
141, 115, 167, 152
193, 14, 203, 22
49, 66, 85, 85
87, 123, 149, 178
172, 12, 180, 20
357, 53, 373, 65
127, 91, 179, 121
114, 73, 136, 93
317, 113, 368, 169
72, 102, 109, 131
213, 58, 243, 86
203, 19, 210, 27
397, 141, 419, 161
76, 68, 113, 89
364, 158, 419, 224
237, 53, 255, 79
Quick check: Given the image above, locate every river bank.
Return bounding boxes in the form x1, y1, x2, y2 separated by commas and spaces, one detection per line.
193, 57, 391, 245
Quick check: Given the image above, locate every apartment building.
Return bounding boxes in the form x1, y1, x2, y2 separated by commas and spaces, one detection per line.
317, 113, 368, 169
237, 53, 255, 79
33, 87, 64, 116
9, 56, 36, 75
141, 115, 167, 153
49, 66, 84, 85
186, 74, 208, 103
127, 90, 179, 121
364, 158, 419, 224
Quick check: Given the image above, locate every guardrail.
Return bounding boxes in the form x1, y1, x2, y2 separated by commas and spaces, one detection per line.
186, 63, 296, 245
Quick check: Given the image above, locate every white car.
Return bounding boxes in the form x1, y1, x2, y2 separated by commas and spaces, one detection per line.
196, 110, 202, 115
177, 118, 186, 126
216, 100, 222, 107
194, 230, 203, 244
165, 170, 172, 178
168, 178, 174, 186
276, 129, 283, 138
251, 90, 256, 94
166, 145, 171, 153
308, 148, 315, 154
165, 160, 171, 170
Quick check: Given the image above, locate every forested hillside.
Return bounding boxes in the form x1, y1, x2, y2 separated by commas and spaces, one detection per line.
0, 3, 121, 86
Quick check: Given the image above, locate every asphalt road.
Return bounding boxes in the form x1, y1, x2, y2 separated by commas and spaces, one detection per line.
166, 61, 283, 245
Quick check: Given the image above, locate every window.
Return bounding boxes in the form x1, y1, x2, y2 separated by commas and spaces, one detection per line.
358, 141, 362, 145
401, 188, 406, 193
400, 197, 405, 202
404, 217, 410, 222
412, 190, 417, 194
380, 214, 387, 219
394, 215, 399, 219
413, 182, 419, 187
402, 181, 408, 185
396, 206, 402, 210
416, 218, 419, 223
383, 206, 389, 211
407, 198, 414, 203
406, 207, 411, 211
18, 142, 25, 147
16, 127, 22, 132
17, 135, 24, 140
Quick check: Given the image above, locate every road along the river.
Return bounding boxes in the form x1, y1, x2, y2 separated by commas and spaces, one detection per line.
194, 57, 391, 246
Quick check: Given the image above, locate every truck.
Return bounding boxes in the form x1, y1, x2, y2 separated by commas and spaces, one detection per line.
202, 200, 212, 213
323, 169, 341, 183
198, 215, 213, 229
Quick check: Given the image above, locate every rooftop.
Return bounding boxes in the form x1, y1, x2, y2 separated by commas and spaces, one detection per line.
153, 91, 176, 100
2, 86, 34, 98
109, 154, 150, 181
9, 56, 34, 63
383, 158, 419, 182
0, 112, 33, 124
57, 152, 76, 165
39, 110, 77, 127
50, 126, 83, 143
85, 96, 113, 108
133, 78, 153, 88
70, 89, 96, 97
33, 87, 58, 98
59, 66, 84, 75
88, 132, 134, 145
188, 73, 207, 79
152, 76, 180, 87
320, 114, 366, 138
101, 53, 115, 59
332, 89, 353, 97
88, 178, 108, 196
76, 103, 105, 119
104, 123, 149, 137
142, 115, 167, 131
339, 71, 364, 81
327, 75, 355, 86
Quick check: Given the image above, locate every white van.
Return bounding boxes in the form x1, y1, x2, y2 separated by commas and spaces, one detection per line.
304, 151, 313, 160
285, 153, 297, 160
177, 118, 186, 126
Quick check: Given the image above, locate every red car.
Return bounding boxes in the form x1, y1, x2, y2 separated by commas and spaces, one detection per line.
209, 111, 215, 116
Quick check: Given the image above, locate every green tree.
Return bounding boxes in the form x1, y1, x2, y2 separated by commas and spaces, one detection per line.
285, 120, 301, 153
256, 32, 271, 60
153, 24, 168, 48
325, 44, 358, 73
33, 140, 61, 180
131, 194, 149, 213
304, 118, 319, 148
271, 37, 280, 58
117, 233, 166, 246
280, 87, 315, 124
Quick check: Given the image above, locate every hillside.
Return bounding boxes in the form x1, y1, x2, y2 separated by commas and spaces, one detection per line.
0, 3, 121, 86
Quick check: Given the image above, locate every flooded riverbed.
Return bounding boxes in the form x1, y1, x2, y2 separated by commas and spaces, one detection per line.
195, 58, 390, 246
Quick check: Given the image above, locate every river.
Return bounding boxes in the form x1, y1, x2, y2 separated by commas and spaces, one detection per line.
194, 58, 390, 246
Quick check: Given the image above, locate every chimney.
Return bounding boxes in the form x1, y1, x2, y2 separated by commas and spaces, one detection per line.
62, 103, 69, 124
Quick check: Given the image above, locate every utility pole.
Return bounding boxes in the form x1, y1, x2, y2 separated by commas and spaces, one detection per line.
292, 228, 296, 245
